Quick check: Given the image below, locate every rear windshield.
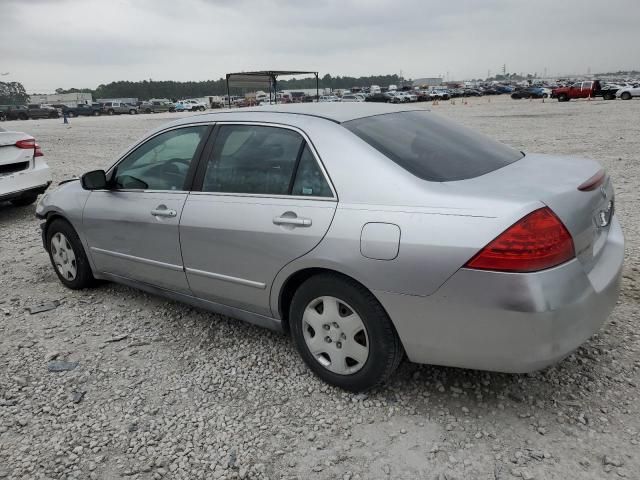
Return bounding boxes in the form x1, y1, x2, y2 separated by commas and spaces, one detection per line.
342, 110, 523, 181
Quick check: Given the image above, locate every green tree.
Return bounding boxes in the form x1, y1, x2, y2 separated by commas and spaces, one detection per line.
0, 81, 30, 105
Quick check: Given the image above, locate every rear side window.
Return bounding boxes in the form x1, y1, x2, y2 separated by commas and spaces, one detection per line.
343, 111, 523, 182
203, 125, 303, 195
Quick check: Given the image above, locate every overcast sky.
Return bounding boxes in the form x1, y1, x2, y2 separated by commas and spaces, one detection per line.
1, 0, 639, 93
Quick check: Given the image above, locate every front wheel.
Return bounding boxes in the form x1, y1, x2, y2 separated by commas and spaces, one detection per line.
107, 109, 114, 115
557, 93, 569, 102
93, 110, 100, 116
621, 92, 632, 100
46, 219, 96, 289
290, 274, 404, 392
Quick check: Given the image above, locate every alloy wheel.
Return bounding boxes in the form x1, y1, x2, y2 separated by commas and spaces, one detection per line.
302, 296, 369, 375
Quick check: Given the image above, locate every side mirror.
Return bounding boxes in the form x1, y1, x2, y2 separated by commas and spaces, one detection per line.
81, 169, 108, 190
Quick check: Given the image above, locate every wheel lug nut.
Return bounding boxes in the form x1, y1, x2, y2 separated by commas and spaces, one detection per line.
324, 336, 332, 343
332, 322, 339, 328
323, 324, 330, 330
336, 342, 342, 349
341, 333, 346, 340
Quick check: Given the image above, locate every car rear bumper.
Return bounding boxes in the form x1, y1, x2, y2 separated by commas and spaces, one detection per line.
376, 216, 624, 373
0, 160, 52, 201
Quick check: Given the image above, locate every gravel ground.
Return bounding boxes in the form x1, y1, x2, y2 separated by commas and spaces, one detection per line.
1, 96, 639, 480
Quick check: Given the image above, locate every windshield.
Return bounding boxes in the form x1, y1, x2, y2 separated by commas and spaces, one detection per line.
343, 110, 524, 182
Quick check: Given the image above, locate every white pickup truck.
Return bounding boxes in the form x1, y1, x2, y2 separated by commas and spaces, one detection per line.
180, 99, 207, 111
0, 127, 51, 207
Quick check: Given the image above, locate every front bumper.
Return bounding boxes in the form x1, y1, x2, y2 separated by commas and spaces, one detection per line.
376, 216, 624, 373
0, 160, 52, 201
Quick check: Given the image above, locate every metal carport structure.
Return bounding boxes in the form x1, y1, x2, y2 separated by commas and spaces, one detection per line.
225, 70, 319, 107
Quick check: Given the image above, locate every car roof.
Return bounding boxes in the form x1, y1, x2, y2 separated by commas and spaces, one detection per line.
183, 103, 426, 124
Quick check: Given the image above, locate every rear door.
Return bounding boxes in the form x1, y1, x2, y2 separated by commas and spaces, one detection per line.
180, 123, 337, 316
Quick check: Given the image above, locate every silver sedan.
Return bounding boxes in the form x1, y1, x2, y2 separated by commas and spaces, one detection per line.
36, 104, 624, 391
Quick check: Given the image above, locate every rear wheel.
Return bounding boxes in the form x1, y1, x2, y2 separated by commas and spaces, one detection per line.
46, 219, 96, 289
129, 109, 137, 115
145, 108, 152, 114
93, 110, 100, 116
107, 109, 114, 115
557, 93, 569, 102
67, 111, 75, 118
10, 194, 38, 207
18, 113, 28, 120
290, 274, 403, 392
621, 92, 632, 100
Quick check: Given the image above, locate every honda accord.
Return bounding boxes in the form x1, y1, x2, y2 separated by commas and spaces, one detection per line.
36, 104, 624, 391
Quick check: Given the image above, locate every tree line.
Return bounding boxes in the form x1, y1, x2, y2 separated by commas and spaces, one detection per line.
49, 74, 405, 100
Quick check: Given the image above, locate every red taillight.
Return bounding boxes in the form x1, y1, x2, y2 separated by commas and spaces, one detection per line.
465, 207, 575, 273
578, 169, 605, 191
15, 138, 43, 157
15, 139, 36, 149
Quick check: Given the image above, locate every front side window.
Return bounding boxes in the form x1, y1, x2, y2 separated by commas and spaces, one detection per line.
114, 126, 207, 190
203, 125, 303, 195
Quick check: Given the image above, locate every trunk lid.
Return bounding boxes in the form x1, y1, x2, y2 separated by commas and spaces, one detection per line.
0, 132, 34, 167
449, 153, 614, 272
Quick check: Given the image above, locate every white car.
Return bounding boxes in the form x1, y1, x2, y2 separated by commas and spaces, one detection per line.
0, 127, 51, 207
318, 95, 340, 103
616, 85, 640, 100
181, 99, 207, 111
390, 92, 415, 103
341, 94, 364, 102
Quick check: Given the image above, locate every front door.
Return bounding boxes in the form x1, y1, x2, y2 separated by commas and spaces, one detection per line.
83, 124, 209, 293
180, 123, 337, 316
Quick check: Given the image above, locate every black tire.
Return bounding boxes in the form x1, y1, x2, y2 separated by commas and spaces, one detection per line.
18, 113, 28, 120
511, 94, 520, 99
543, 93, 549, 98
46, 219, 96, 290
289, 273, 404, 392
9, 194, 38, 207
129, 109, 136, 115
67, 111, 75, 118
93, 110, 100, 116
107, 109, 114, 115
145, 108, 152, 114
557, 93, 569, 102
621, 92, 632, 100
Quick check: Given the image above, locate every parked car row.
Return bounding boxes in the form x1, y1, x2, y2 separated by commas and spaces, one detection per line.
0, 98, 214, 122
0, 104, 59, 121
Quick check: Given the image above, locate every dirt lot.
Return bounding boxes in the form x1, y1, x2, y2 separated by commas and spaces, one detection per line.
1, 96, 639, 480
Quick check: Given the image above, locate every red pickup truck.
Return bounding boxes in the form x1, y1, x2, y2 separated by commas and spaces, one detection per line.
553, 80, 617, 101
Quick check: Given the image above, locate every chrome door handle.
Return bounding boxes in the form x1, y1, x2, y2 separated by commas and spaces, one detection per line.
151, 208, 177, 217
273, 215, 312, 227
